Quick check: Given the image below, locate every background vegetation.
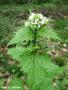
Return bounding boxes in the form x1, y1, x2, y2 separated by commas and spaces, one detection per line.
0, 0, 68, 90
0, 0, 68, 4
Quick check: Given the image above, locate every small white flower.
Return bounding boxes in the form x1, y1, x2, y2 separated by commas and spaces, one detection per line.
29, 13, 35, 20
25, 13, 49, 29
45, 18, 49, 23
38, 14, 43, 19
35, 20, 38, 24
31, 22, 34, 24
41, 19, 45, 25
44, 17, 46, 20
35, 19, 38, 21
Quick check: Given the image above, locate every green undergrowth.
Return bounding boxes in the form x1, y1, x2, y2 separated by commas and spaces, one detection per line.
0, 4, 68, 90
0, 3, 68, 12
54, 18, 68, 44
0, 16, 15, 45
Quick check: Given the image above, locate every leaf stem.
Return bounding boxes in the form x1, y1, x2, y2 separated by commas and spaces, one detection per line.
33, 29, 37, 46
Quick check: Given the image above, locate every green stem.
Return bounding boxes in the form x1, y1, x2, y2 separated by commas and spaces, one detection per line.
33, 29, 37, 46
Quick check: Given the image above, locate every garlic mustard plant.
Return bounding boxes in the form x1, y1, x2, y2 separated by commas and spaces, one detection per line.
8, 13, 63, 90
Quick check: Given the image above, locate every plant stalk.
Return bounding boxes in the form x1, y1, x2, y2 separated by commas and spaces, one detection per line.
33, 29, 37, 46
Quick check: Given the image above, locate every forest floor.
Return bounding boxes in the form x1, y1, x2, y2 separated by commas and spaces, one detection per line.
0, 3, 68, 90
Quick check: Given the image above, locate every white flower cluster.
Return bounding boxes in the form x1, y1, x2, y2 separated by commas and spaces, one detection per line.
25, 13, 49, 28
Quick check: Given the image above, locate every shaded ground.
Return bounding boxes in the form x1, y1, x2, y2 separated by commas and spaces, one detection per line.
0, 4, 68, 90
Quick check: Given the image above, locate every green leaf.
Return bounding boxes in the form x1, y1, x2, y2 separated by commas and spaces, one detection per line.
39, 28, 60, 40
8, 26, 34, 45
8, 47, 25, 60
8, 76, 24, 90
38, 79, 54, 90
8, 47, 60, 90
30, 78, 55, 90
21, 54, 59, 90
